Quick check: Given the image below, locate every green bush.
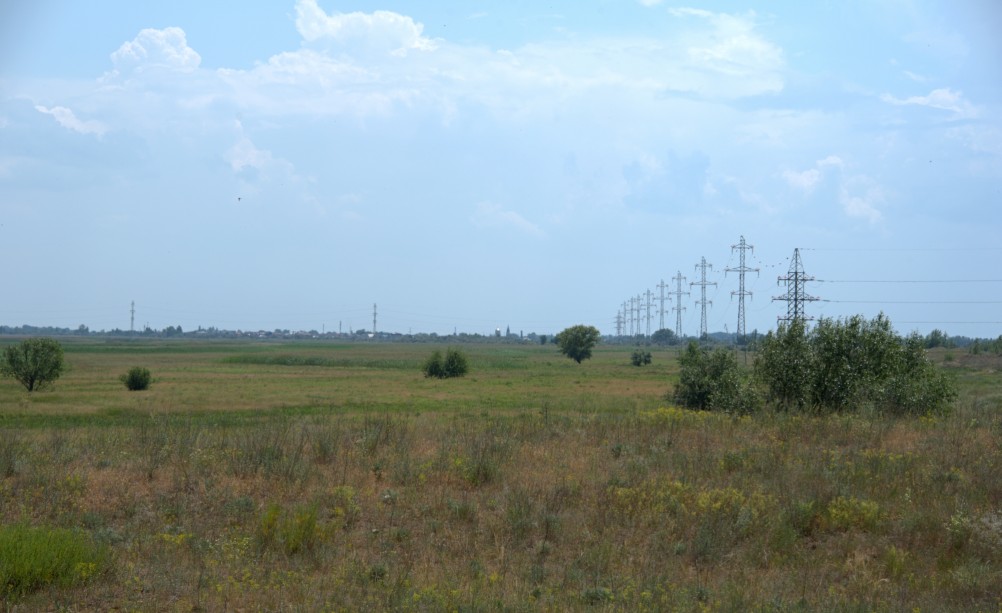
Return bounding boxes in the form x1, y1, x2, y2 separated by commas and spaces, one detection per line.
0, 338, 65, 392
422, 348, 468, 379
673, 342, 758, 414
120, 366, 152, 391
442, 348, 469, 377
631, 350, 652, 366
755, 314, 955, 415
0, 523, 107, 599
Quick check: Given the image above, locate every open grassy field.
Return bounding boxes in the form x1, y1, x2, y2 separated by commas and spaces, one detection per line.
1, 339, 1000, 611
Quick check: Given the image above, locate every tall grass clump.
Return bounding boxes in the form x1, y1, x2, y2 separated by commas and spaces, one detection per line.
0, 523, 107, 599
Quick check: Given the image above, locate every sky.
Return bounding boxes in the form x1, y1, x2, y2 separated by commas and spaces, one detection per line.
1, 1, 1001, 337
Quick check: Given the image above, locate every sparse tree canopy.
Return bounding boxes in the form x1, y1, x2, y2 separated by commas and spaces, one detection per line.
555, 325, 601, 364
0, 338, 66, 392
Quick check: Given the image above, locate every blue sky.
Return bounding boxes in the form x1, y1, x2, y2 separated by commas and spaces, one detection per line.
1, 1, 1001, 337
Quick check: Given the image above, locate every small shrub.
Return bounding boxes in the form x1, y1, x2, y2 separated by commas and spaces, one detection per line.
423, 350, 445, 378
442, 348, 469, 377
0, 523, 108, 599
423, 348, 468, 378
120, 366, 152, 391
631, 350, 652, 366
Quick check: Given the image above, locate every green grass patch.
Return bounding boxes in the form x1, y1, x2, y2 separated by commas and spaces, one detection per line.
0, 523, 108, 599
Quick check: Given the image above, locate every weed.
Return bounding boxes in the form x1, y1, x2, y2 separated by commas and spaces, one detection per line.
826, 496, 882, 532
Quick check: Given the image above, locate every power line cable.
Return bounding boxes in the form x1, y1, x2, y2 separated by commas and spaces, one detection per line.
822, 300, 1002, 305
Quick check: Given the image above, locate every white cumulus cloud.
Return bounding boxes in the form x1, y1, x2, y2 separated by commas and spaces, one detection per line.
34, 105, 107, 136
294, 0, 436, 55
111, 27, 201, 73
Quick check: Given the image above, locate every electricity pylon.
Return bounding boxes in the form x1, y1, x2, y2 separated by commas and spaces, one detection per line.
671, 271, 689, 338
773, 248, 819, 324
725, 236, 759, 341
691, 257, 716, 340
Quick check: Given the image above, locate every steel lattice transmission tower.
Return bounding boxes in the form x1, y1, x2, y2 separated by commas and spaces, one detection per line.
635, 294, 643, 337
691, 257, 717, 340
773, 248, 819, 324
671, 271, 689, 338
656, 279, 669, 331
725, 236, 759, 340
644, 289, 654, 337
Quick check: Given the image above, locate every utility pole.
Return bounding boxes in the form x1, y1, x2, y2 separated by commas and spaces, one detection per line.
130, 301, 135, 336
725, 236, 759, 341
656, 279, 669, 332
774, 248, 819, 324
691, 257, 716, 340
372, 303, 377, 336
671, 271, 689, 338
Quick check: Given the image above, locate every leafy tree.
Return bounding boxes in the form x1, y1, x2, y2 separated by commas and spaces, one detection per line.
651, 328, 678, 346
121, 367, 152, 391
0, 338, 65, 392
555, 325, 601, 364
